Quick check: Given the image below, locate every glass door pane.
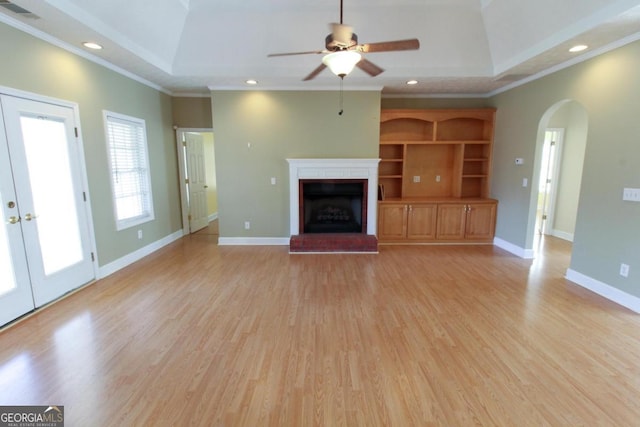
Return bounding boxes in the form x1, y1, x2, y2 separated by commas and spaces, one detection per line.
20, 116, 83, 275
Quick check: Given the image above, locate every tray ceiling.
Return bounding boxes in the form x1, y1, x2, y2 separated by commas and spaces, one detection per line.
1, 0, 640, 96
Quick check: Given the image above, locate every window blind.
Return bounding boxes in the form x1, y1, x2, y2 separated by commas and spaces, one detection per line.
104, 112, 154, 230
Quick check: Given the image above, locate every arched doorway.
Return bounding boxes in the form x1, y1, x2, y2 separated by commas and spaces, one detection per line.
528, 100, 588, 253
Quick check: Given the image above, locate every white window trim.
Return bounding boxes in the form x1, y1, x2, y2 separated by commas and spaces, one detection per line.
103, 110, 155, 231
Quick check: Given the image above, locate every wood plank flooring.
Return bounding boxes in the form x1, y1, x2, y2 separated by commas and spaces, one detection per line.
1, 236, 639, 426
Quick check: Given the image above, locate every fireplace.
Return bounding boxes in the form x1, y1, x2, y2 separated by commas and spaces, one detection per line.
287, 159, 379, 252
300, 179, 367, 234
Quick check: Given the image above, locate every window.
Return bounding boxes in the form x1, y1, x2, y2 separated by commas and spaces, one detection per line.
103, 111, 154, 230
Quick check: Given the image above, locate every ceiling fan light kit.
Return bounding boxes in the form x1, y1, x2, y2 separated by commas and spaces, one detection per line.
322, 51, 362, 77
267, 0, 419, 81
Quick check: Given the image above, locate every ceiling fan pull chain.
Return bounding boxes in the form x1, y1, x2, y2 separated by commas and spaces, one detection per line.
338, 77, 344, 115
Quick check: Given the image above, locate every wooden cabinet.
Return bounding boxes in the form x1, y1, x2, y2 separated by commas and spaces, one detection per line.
377, 109, 497, 244
436, 201, 497, 242
407, 204, 438, 240
435, 204, 467, 240
378, 203, 407, 240
378, 200, 496, 243
378, 203, 437, 242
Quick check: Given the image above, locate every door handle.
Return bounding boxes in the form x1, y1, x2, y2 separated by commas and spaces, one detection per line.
24, 213, 36, 221
8, 216, 20, 224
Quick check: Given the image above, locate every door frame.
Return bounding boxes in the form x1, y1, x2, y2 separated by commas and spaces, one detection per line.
537, 128, 565, 236
175, 127, 214, 235
0, 85, 99, 283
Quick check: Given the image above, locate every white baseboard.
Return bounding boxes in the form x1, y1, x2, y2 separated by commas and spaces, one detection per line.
565, 269, 640, 313
97, 230, 183, 279
550, 229, 574, 242
218, 237, 290, 246
208, 212, 218, 222
493, 237, 535, 259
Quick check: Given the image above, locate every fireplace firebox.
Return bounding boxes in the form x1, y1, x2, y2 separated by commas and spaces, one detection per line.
299, 179, 367, 234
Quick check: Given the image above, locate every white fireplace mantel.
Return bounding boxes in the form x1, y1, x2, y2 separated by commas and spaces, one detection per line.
287, 158, 380, 236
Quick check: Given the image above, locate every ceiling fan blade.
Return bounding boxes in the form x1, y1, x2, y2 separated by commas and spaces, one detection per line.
268, 50, 325, 57
303, 63, 327, 81
357, 59, 384, 77
356, 38, 420, 53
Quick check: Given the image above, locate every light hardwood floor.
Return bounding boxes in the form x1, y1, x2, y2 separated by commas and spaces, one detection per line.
1, 236, 639, 426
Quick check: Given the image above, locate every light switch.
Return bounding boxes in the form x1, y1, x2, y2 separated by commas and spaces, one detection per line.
522, 178, 528, 187
623, 188, 640, 202
413, 176, 421, 183
515, 158, 524, 165
270, 177, 276, 185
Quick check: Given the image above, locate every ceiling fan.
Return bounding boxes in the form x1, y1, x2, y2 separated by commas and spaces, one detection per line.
267, 0, 420, 81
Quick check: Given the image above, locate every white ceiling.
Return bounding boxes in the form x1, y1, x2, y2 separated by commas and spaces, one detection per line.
2, 0, 640, 96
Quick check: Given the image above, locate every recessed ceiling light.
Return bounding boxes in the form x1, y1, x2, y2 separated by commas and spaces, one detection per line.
246, 79, 258, 85
569, 45, 588, 53
406, 80, 418, 85
83, 42, 103, 50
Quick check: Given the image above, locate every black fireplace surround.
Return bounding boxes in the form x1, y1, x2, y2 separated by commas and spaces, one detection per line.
299, 179, 367, 234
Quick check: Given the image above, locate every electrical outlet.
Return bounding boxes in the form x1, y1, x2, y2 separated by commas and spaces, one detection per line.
435, 175, 441, 182
137, 229, 143, 239
620, 263, 630, 278
271, 177, 276, 185
413, 175, 420, 183
244, 221, 250, 230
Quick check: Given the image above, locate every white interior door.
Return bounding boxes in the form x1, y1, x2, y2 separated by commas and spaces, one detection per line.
0, 94, 95, 309
186, 132, 208, 232
0, 105, 35, 326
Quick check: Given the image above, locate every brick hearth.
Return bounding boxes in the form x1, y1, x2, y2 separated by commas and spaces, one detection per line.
289, 233, 378, 253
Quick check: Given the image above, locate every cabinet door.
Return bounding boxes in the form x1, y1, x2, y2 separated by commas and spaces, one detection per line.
436, 204, 466, 240
378, 203, 407, 240
407, 204, 437, 240
465, 203, 496, 240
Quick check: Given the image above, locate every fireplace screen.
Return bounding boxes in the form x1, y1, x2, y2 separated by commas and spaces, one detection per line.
300, 180, 367, 233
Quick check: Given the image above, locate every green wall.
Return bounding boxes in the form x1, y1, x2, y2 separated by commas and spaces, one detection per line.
488, 40, 640, 297
382, 97, 490, 109
172, 96, 213, 128
0, 22, 181, 267
211, 90, 380, 238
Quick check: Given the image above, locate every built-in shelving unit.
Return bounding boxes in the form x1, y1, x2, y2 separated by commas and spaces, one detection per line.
378, 109, 497, 243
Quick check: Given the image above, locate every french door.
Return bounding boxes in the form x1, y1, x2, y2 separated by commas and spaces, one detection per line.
0, 94, 95, 326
